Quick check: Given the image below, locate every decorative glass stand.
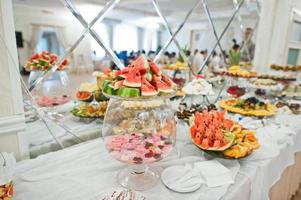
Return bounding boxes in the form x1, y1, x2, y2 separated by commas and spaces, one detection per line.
102, 95, 176, 190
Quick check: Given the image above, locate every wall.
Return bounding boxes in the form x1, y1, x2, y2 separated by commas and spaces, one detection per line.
254, 0, 301, 71
161, 17, 258, 53
13, 5, 93, 69
0, 0, 28, 160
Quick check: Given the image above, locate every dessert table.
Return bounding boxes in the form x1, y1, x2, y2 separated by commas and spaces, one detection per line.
14, 107, 301, 200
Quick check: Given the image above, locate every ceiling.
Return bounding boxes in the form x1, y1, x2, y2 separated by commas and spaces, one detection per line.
12, 0, 260, 25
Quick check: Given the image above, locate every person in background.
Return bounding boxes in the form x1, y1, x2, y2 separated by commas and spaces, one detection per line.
170, 52, 177, 64
128, 51, 136, 64
159, 51, 170, 65
141, 50, 146, 55
210, 51, 221, 72
229, 39, 241, 66
185, 50, 192, 64
193, 49, 199, 56
240, 27, 255, 62
191, 50, 204, 76
148, 50, 155, 61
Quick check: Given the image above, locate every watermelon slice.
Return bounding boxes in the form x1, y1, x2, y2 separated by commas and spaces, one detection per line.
161, 74, 175, 87
123, 68, 141, 88
114, 68, 130, 79
152, 75, 173, 93
141, 77, 158, 96
190, 111, 236, 151
76, 91, 93, 102
103, 80, 117, 95
192, 131, 235, 151
131, 55, 149, 74
149, 61, 161, 76
114, 80, 124, 90
117, 86, 140, 97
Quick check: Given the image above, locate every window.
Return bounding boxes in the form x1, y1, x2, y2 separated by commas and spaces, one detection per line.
36, 31, 64, 55
287, 48, 299, 65
91, 22, 110, 59
286, 14, 301, 65
290, 21, 301, 42
113, 23, 138, 52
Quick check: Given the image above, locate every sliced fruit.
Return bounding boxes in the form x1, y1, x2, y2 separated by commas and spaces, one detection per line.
117, 86, 140, 97
141, 78, 158, 96
131, 54, 149, 74
161, 74, 175, 87
123, 68, 142, 88
114, 68, 130, 79
76, 91, 93, 102
190, 111, 236, 151
103, 80, 117, 95
114, 80, 124, 90
153, 80, 173, 93
149, 61, 161, 76
192, 129, 235, 151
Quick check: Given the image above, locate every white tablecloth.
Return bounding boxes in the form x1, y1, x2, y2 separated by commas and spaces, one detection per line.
15, 111, 301, 200
25, 102, 103, 158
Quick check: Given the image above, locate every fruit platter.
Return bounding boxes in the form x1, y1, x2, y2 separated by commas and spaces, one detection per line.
225, 65, 257, 78
190, 111, 260, 159
76, 82, 108, 102
25, 51, 69, 71
162, 61, 188, 71
258, 74, 296, 82
102, 55, 176, 99
271, 64, 301, 72
70, 101, 108, 120
219, 97, 277, 117
248, 78, 284, 92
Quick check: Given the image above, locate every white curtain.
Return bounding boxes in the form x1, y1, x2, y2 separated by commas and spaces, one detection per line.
29, 25, 43, 54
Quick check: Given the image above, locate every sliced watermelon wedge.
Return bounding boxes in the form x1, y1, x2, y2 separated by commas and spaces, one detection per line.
131, 55, 149, 75
141, 77, 158, 96
114, 80, 124, 90
117, 86, 140, 97
192, 130, 235, 151
161, 74, 175, 87
76, 91, 93, 102
149, 61, 161, 76
123, 68, 142, 88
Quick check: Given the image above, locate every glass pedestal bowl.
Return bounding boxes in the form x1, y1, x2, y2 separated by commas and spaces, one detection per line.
102, 96, 176, 191
28, 71, 71, 118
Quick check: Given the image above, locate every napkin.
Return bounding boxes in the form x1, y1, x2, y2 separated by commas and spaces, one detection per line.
0, 152, 16, 185
194, 160, 234, 187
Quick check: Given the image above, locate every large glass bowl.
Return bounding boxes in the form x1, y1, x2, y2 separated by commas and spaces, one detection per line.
28, 71, 71, 117
102, 96, 176, 190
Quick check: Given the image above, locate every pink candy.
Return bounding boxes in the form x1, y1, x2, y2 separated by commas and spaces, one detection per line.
105, 133, 173, 164
36, 95, 70, 107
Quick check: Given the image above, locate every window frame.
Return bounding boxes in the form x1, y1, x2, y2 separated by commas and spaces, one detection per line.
285, 9, 301, 65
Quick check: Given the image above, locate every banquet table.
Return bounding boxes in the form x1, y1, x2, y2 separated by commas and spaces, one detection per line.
25, 102, 103, 158
14, 107, 301, 200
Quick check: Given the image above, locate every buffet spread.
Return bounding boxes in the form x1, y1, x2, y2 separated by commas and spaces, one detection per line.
9, 54, 301, 200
